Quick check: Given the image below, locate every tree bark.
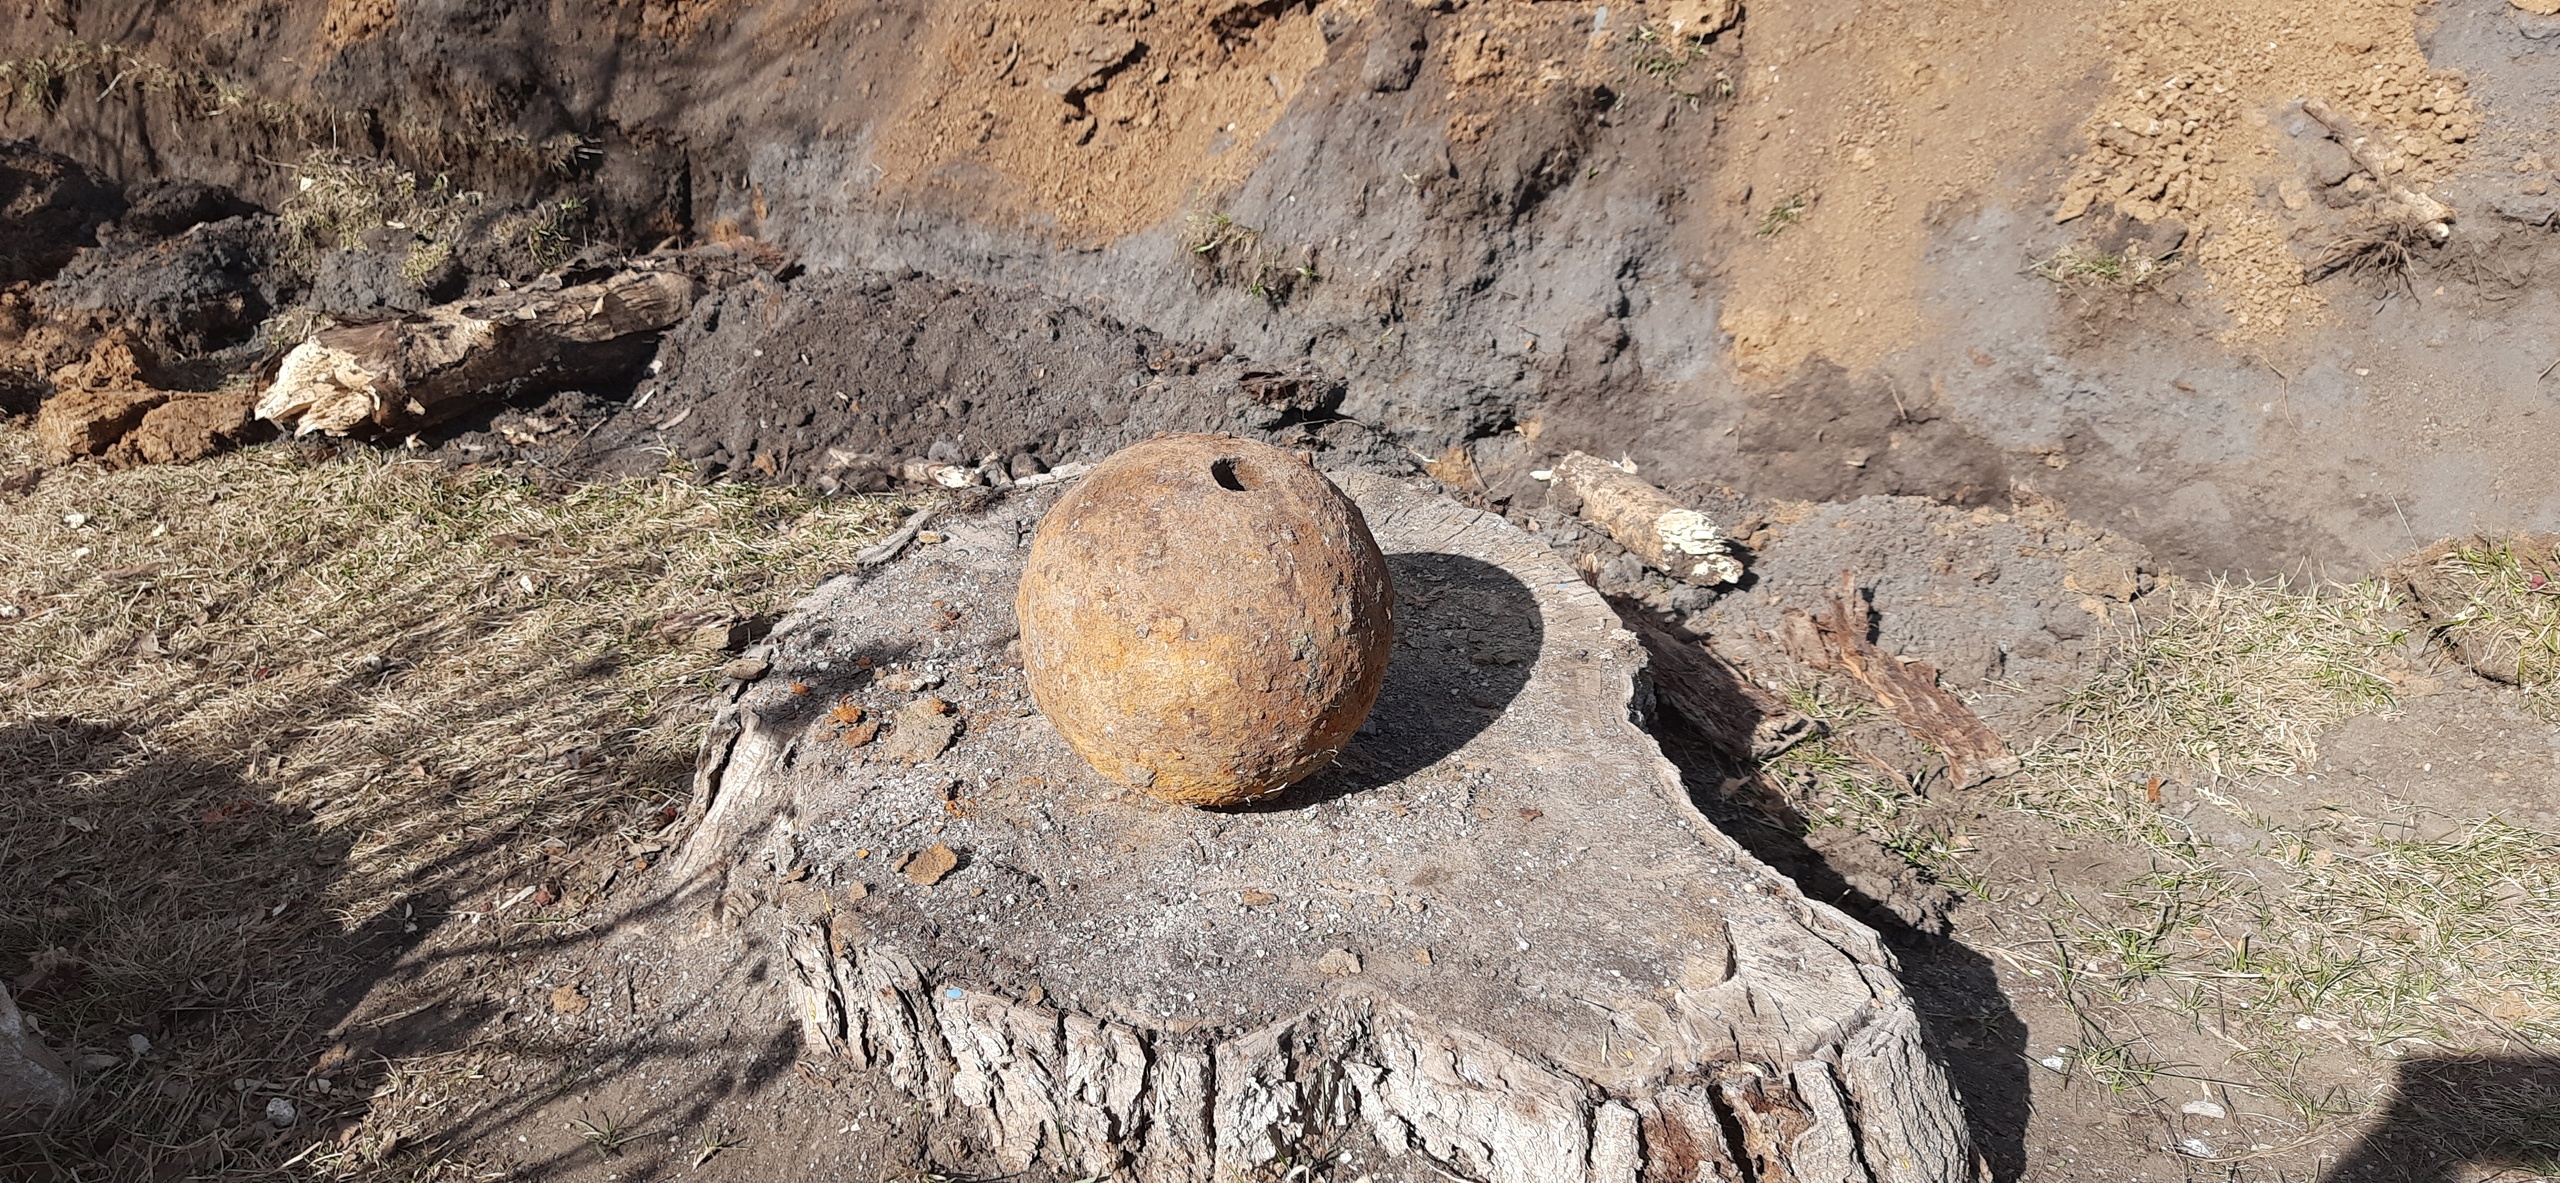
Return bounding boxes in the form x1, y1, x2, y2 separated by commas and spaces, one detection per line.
0, 984, 70, 1131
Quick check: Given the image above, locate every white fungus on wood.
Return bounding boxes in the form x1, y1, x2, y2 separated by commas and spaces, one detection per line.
1546, 451, 1747, 586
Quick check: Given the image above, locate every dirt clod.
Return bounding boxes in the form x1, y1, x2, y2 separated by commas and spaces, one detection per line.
34, 385, 166, 464
877, 696, 960, 765
115, 391, 265, 467
549, 983, 588, 1015
901, 843, 959, 887
0, 143, 120, 287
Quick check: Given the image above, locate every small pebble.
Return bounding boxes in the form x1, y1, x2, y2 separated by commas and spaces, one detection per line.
266, 1096, 298, 1125
2180, 1099, 2227, 1119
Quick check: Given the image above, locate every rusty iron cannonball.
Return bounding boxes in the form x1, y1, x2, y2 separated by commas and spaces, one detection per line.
1015, 434, 1395, 807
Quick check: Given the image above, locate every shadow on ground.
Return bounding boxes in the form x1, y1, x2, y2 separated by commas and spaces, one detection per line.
1254, 550, 1541, 809
1629, 623, 2035, 1183
0, 705, 829, 1181
2324, 1054, 2560, 1183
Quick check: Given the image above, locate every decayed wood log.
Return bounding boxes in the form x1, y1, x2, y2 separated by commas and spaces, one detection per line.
669, 475, 1978, 1182
255, 267, 699, 438
1550, 451, 1746, 586
1780, 574, 2017, 788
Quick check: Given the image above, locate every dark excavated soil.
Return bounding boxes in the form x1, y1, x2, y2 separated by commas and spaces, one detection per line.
562, 268, 1408, 491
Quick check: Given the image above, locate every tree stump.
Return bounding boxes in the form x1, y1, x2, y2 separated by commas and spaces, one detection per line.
0, 984, 70, 1130
671, 473, 1977, 1183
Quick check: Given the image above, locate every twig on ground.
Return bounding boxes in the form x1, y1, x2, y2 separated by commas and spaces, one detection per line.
854, 507, 936, 566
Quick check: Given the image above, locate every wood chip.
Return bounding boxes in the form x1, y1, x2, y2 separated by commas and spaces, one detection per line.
1784, 572, 2018, 787
1239, 890, 1278, 906
902, 843, 959, 886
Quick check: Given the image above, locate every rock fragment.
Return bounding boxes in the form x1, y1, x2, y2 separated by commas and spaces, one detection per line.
901, 843, 959, 886
876, 696, 960, 765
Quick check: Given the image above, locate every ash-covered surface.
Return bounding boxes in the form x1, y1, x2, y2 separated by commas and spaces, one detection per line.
685, 472, 1842, 1084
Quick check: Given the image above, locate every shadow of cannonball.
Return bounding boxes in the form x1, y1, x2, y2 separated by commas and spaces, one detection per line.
1245, 551, 1543, 810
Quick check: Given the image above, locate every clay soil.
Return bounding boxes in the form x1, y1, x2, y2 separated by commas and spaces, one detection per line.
4, 0, 2560, 1180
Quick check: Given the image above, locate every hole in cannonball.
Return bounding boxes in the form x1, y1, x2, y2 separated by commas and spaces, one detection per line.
1210, 457, 1252, 491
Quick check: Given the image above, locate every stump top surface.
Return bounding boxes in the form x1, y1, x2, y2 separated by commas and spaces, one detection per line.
691, 474, 1892, 1089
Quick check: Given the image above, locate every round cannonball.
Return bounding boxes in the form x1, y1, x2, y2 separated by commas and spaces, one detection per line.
1015, 434, 1394, 806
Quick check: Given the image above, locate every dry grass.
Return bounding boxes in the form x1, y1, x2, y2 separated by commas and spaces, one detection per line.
2001, 579, 2560, 1130
1763, 682, 1993, 900
281, 153, 471, 273
1179, 211, 1316, 305
1624, 23, 1734, 105
0, 423, 911, 1178
2031, 244, 2180, 289
0, 40, 238, 118
1754, 188, 1816, 238
2402, 537, 2560, 711
278, 153, 584, 292
1780, 574, 2560, 1153
2012, 576, 2401, 835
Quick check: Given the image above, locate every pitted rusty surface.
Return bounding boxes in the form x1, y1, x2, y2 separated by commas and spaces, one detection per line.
1015, 434, 1394, 807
